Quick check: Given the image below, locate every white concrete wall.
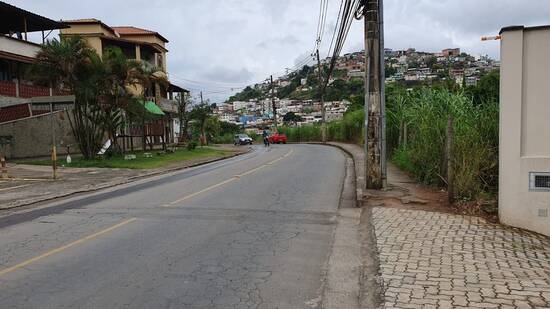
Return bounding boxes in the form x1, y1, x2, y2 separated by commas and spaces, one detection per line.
0, 36, 40, 58
499, 26, 550, 236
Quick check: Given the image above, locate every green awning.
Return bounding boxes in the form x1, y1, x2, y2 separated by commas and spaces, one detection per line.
143, 101, 165, 115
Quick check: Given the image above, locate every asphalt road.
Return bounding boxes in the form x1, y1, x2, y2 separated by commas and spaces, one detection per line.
0, 144, 347, 309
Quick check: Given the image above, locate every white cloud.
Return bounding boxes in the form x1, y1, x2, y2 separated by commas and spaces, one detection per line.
8, 0, 550, 102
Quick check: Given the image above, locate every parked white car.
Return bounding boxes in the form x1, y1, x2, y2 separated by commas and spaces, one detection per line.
234, 134, 253, 145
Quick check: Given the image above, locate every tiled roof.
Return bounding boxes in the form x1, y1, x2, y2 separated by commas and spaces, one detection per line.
112, 26, 168, 43
112, 26, 154, 35
62, 18, 116, 35
63, 18, 101, 23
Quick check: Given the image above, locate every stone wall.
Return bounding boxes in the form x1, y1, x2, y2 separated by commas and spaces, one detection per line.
0, 110, 75, 159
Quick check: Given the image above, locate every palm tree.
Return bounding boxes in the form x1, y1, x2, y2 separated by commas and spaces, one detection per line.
30, 36, 105, 159
175, 92, 190, 144
189, 103, 213, 146
99, 47, 145, 153
132, 62, 169, 151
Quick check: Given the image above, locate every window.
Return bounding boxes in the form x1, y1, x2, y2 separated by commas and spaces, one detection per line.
529, 172, 550, 191
0, 59, 10, 81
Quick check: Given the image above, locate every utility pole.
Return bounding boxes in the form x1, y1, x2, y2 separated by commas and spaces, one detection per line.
177, 92, 188, 144
270, 75, 277, 130
316, 49, 327, 143
49, 101, 58, 180
200, 91, 204, 104
48, 84, 58, 180
363, 0, 385, 189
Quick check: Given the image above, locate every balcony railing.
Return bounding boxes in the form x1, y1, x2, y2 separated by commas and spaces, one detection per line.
157, 97, 178, 114
0, 80, 68, 98
0, 80, 16, 97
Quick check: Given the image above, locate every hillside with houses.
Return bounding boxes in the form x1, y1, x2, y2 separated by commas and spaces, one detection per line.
213, 47, 500, 131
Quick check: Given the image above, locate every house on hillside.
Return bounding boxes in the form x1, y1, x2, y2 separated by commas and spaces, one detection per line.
60, 19, 189, 147
442, 48, 460, 57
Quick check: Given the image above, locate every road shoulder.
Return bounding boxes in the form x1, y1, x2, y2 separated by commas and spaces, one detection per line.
322, 147, 380, 309
0, 145, 251, 211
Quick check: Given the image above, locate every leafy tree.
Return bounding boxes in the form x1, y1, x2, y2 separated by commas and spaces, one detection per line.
425, 56, 437, 68
204, 116, 220, 141
176, 92, 190, 143
189, 103, 212, 145
302, 107, 314, 114
283, 112, 303, 124
465, 70, 500, 105
385, 65, 397, 77
219, 121, 241, 135
228, 86, 263, 102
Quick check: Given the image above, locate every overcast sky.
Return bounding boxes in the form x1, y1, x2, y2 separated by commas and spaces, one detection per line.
9, 0, 550, 103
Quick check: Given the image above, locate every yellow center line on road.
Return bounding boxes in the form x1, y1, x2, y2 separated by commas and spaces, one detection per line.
165, 177, 237, 206
164, 149, 294, 207
0, 217, 137, 278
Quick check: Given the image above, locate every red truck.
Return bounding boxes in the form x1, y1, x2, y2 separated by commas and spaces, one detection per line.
268, 133, 287, 144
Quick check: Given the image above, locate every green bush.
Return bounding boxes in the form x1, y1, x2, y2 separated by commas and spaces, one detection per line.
212, 133, 235, 144
187, 141, 198, 151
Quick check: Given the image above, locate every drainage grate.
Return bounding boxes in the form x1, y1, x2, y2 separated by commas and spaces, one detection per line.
529, 172, 550, 191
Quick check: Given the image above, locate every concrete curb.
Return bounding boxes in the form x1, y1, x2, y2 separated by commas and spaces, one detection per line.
1, 147, 252, 210
305, 142, 384, 309
304, 142, 364, 204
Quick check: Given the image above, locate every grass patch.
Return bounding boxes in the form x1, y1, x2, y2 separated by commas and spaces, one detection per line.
16, 147, 232, 169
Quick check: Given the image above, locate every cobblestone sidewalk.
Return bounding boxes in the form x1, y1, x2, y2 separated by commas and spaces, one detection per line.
373, 207, 550, 309
313, 142, 550, 308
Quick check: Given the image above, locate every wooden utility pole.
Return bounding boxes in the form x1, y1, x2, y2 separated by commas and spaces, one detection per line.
49, 101, 58, 180
363, 0, 385, 189
270, 75, 277, 129
316, 49, 327, 143
177, 92, 188, 144
1, 156, 7, 179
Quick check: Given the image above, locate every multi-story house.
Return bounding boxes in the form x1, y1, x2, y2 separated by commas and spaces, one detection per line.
442, 48, 460, 57
60, 18, 188, 145
0, 2, 79, 159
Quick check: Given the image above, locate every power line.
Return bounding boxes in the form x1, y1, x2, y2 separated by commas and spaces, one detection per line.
327, 0, 344, 58
171, 76, 252, 87
319, 0, 329, 46
322, 0, 362, 91
315, 0, 330, 51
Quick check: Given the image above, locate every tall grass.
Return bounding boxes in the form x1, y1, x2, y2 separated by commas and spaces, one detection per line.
387, 88, 498, 200
280, 87, 498, 201
279, 109, 364, 143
